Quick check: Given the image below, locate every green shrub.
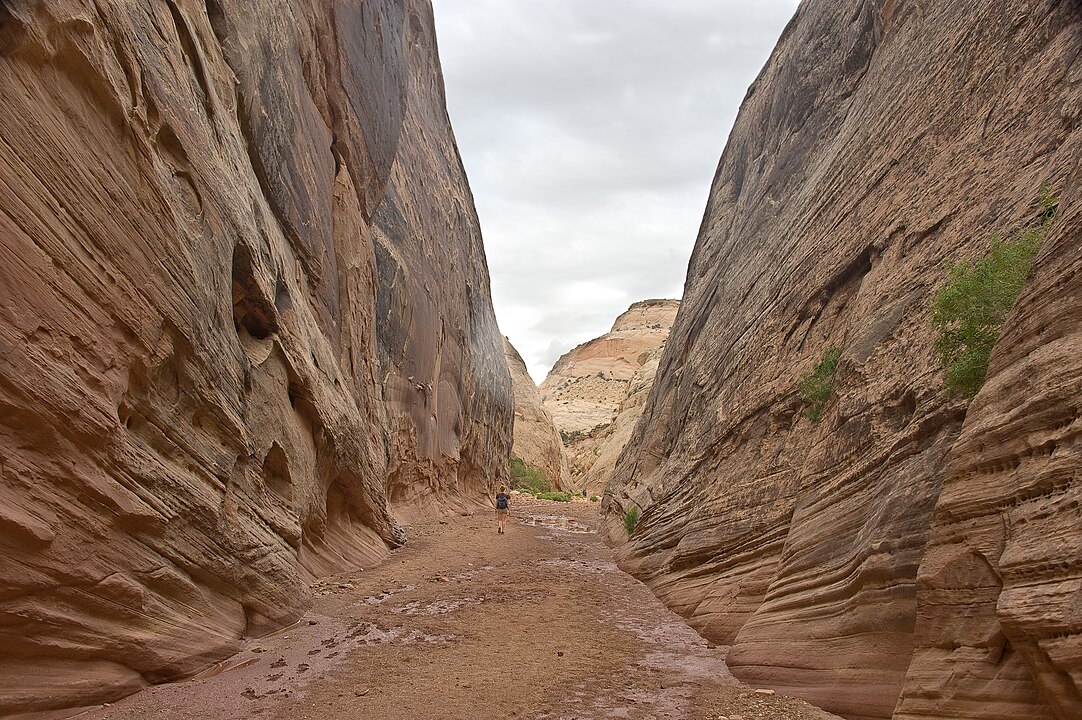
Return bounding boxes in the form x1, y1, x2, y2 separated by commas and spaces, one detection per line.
559, 429, 583, 444
623, 506, 640, 535
509, 458, 551, 494
931, 190, 1054, 399
800, 346, 840, 422
589, 495, 599, 502
1039, 183, 1059, 224
535, 491, 573, 502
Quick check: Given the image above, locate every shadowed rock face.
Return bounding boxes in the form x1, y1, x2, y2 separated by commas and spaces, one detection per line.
0, 0, 510, 713
605, 1, 1082, 719
504, 338, 570, 490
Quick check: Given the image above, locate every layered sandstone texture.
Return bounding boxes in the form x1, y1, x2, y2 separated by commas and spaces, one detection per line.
540, 300, 677, 492
0, 0, 510, 715
893, 164, 1082, 720
605, 2, 1082, 719
504, 338, 569, 489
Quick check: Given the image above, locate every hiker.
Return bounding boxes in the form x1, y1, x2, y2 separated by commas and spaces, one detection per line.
495, 486, 510, 534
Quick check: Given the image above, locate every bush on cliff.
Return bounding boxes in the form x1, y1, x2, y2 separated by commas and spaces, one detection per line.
800, 346, 840, 422
559, 429, 583, 444
931, 189, 1055, 399
534, 491, 573, 502
510, 458, 551, 494
624, 506, 640, 535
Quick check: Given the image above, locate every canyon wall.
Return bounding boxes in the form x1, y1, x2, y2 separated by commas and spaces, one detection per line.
504, 337, 569, 490
542, 299, 677, 493
605, 1, 1081, 719
894, 164, 1082, 720
0, 0, 510, 714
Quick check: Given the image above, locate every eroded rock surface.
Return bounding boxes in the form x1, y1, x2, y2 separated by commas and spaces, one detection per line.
540, 300, 677, 493
0, 0, 510, 714
605, 2, 1082, 719
894, 170, 1082, 720
504, 337, 569, 490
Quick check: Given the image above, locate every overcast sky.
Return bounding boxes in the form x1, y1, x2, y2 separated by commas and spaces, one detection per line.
430, 1, 801, 382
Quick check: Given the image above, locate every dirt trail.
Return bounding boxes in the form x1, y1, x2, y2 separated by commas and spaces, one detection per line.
67, 498, 840, 720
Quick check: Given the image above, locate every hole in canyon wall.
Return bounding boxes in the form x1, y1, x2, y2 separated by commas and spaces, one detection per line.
116, 329, 187, 441
788, 245, 877, 349
408, 11, 424, 37
155, 124, 204, 218
203, 0, 227, 42
156, 123, 190, 168
300, 466, 384, 579
118, 400, 134, 429
326, 473, 365, 533
884, 391, 918, 432
274, 276, 293, 314
263, 443, 293, 504
231, 245, 278, 341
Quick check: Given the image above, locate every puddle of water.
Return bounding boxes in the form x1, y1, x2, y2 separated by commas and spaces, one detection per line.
541, 558, 617, 574
454, 564, 495, 578
358, 583, 417, 606
346, 621, 456, 645
390, 597, 480, 616
520, 514, 595, 534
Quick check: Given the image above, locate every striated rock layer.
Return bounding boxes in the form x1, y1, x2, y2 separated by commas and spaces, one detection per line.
0, 0, 510, 714
504, 337, 569, 490
540, 299, 677, 493
894, 169, 1082, 719
606, 2, 1082, 719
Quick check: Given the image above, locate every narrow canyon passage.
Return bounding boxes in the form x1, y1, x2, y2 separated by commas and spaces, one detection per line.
72, 499, 840, 720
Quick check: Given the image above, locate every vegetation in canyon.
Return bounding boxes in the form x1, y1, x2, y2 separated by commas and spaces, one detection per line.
931, 188, 1057, 398
509, 457, 554, 494
799, 346, 840, 422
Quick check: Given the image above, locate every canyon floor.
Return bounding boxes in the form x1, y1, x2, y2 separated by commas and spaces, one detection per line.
62, 499, 841, 720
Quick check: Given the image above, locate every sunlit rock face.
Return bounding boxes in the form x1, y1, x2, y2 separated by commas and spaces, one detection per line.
504, 337, 570, 490
0, 0, 510, 713
540, 300, 678, 493
605, 1, 1082, 719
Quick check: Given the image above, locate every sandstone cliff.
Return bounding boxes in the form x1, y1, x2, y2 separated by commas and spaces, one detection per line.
894, 165, 1082, 720
0, 0, 510, 714
541, 299, 677, 493
605, 2, 1082, 719
504, 337, 569, 490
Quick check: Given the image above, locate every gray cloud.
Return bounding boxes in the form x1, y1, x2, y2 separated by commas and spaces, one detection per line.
431, 0, 800, 382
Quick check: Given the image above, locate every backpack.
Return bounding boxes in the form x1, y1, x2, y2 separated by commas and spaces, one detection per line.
496, 494, 508, 510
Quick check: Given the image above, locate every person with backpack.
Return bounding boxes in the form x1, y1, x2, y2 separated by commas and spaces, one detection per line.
495, 486, 510, 534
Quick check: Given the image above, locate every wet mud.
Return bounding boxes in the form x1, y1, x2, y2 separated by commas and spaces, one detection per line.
61, 500, 840, 720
